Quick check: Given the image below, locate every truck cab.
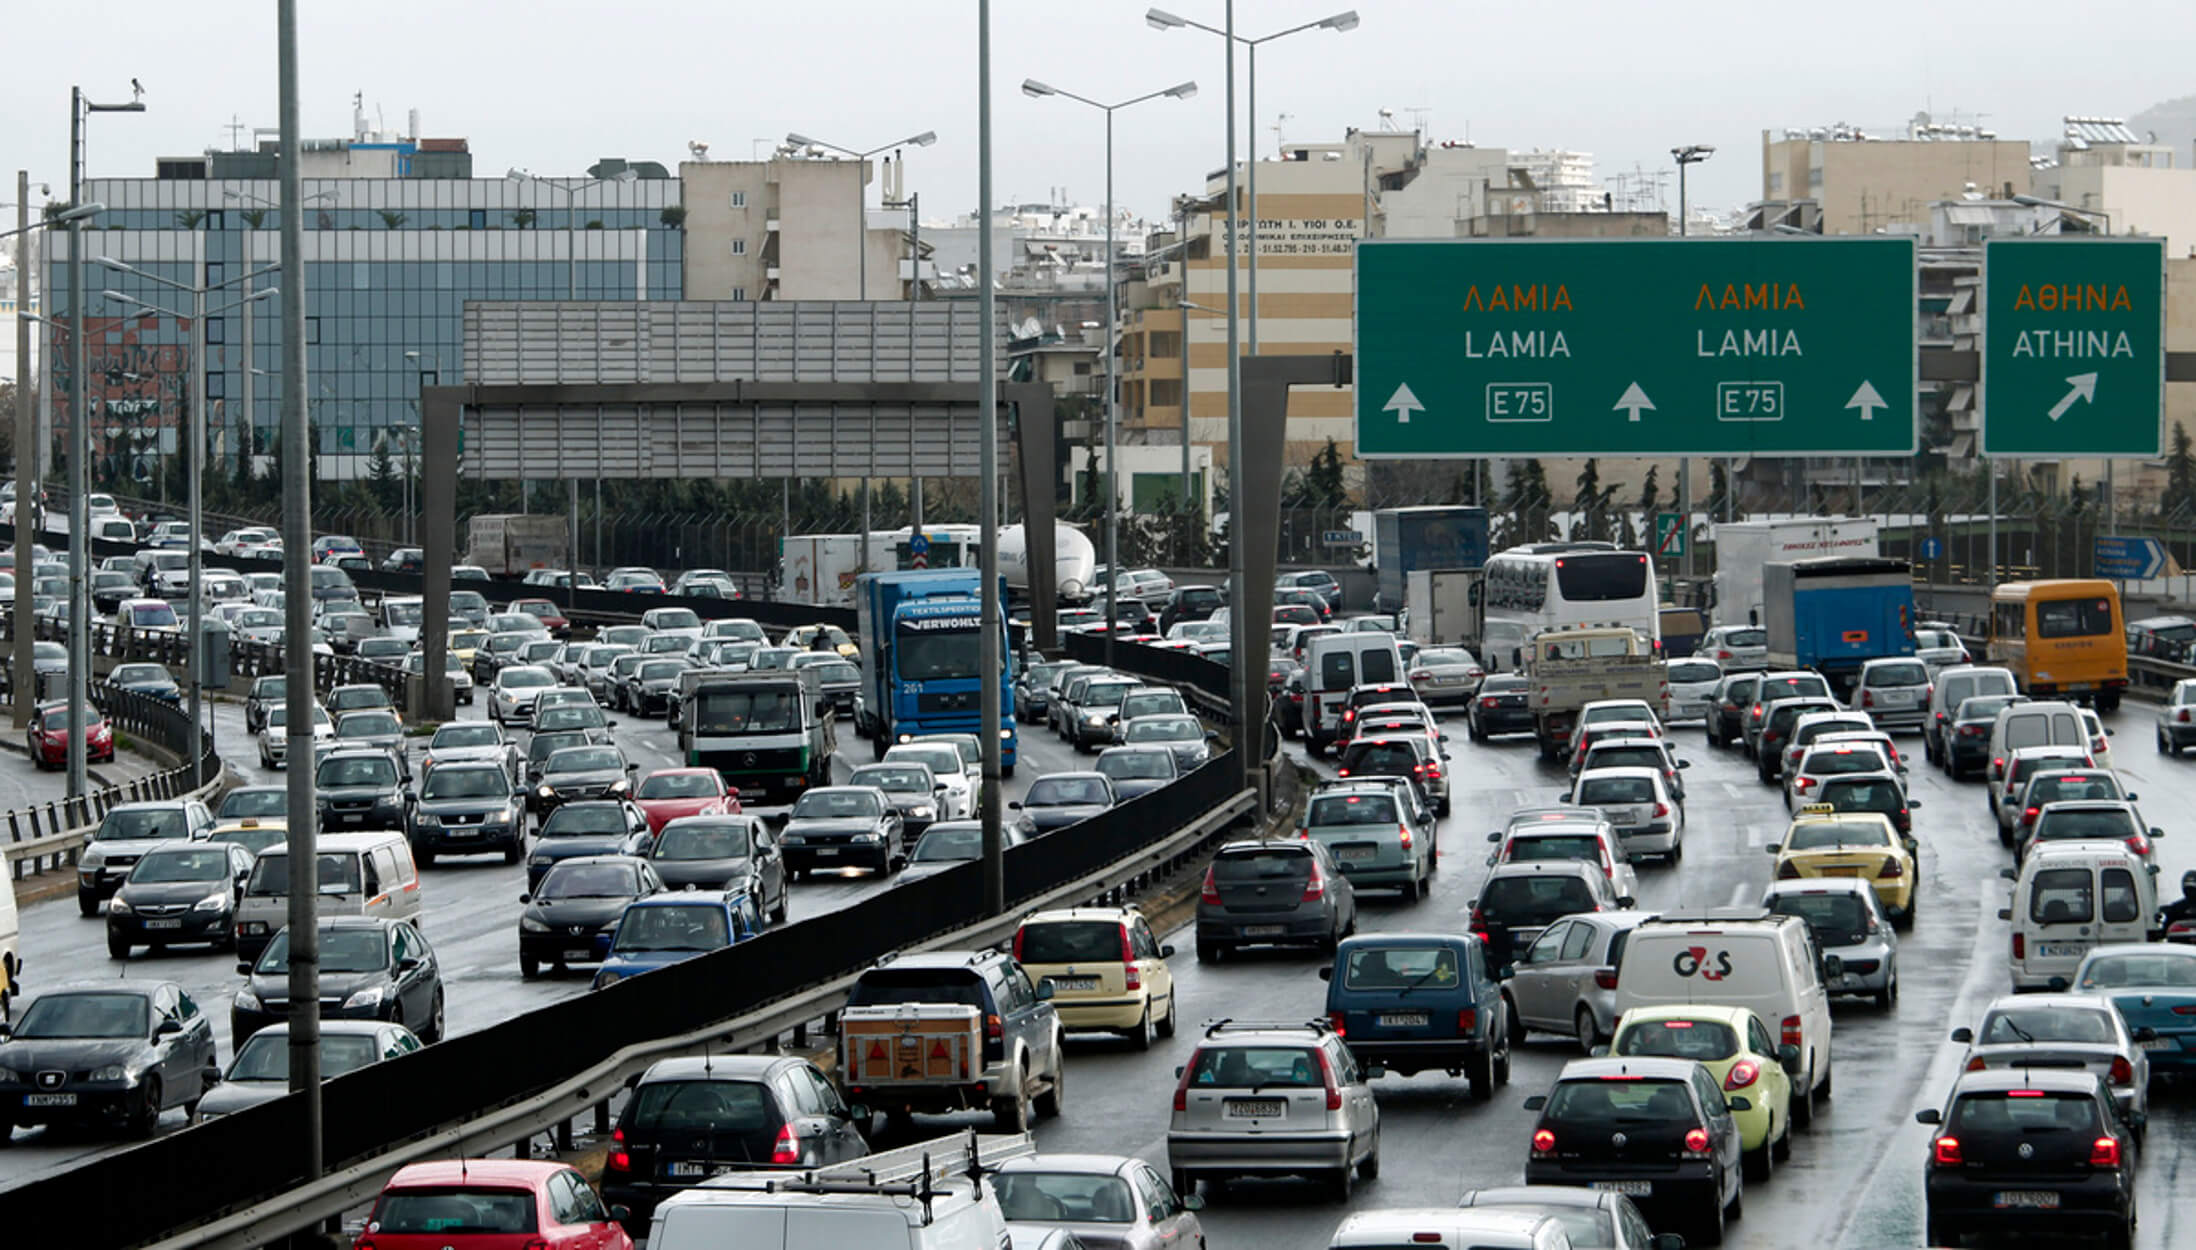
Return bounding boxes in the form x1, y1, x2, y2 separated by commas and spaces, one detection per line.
855, 571, 1018, 773
678, 668, 835, 802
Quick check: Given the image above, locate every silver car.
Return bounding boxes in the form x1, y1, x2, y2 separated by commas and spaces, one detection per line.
1486, 817, 1639, 906
489, 664, 557, 727
1194, 838, 1357, 962
1567, 767, 1683, 860
1848, 657, 1932, 730
1664, 657, 1723, 724
1498, 909, 1657, 1054
1912, 626, 1971, 677
1951, 992, 2147, 1123
994, 1153, 1205, 1250
1166, 1019, 1379, 1199
1121, 713, 1214, 773
1763, 878, 1899, 1007
1301, 781, 1434, 897
1700, 624, 1768, 671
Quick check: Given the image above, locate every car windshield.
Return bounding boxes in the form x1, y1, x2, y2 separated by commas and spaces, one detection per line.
613, 904, 730, 953
1342, 945, 1459, 990
548, 748, 623, 774
2034, 808, 2138, 841
318, 756, 397, 787
1616, 1018, 1739, 1061
1865, 662, 1929, 686
258, 926, 389, 974
1981, 1007, 2115, 1044
992, 1173, 1137, 1225
229, 1031, 387, 1082
339, 712, 400, 737
96, 808, 190, 842
535, 706, 605, 732
791, 790, 882, 820
1770, 891, 1871, 943
850, 767, 928, 793
651, 609, 701, 630
653, 822, 749, 861
38, 708, 101, 732
371, 1188, 538, 1236
1187, 1046, 1324, 1089
1342, 742, 1420, 773
1308, 793, 1400, 826
1027, 777, 1108, 806
1785, 819, 1891, 850
638, 772, 718, 799
1097, 750, 1173, 781
1480, 874, 1597, 922
13, 992, 151, 1040
538, 862, 642, 900
220, 788, 286, 819
891, 746, 963, 777
433, 725, 500, 749
910, 827, 983, 863
1016, 919, 1120, 963
1212, 849, 1310, 882
129, 847, 229, 883
2078, 954, 2196, 989
1759, 675, 1831, 701
541, 805, 629, 837
127, 602, 180, 628
638, 661, 684, 681
1589, 746, 1665, 772
1668, 661, 1720, 683
1948, 1091, 2099, 1136
421, 768, 507, 800
695, 689, 799, 734
114, 665, 171, 685
1821, 780, 1901, 811
1544, 1077, 1695, 1124
500, 669, 554, 689
1126, 717, 1199, 743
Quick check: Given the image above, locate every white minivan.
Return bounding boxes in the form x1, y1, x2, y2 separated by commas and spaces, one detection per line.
1999, 843, 2157, 992
1613, 912, 1834, 1126
1985, 700, 2086, 790
1303, 633, 1405, 757
233, 830, 421, 961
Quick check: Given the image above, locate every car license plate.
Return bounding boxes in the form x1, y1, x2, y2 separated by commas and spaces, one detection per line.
1052, 977, 1098, 991
1377, 1012, 1429, 1028
1336, 846, 1377, 862
1818, 866, 1864, 878
24, 1093, 75, 1107
2141, 1037, 2179, 1051
1591, 1181, 1651, 1197
1883, 690, 1914, 704
2039, 943, 2089, 958
816, 848, 839, 858
1243, 925, 1285, 937
145, 919, 183, 930
1994, 1191, 2060, 1209
450, 827, 477, 837
565, 948, 594, 961
1226, 1099, 1285, 1119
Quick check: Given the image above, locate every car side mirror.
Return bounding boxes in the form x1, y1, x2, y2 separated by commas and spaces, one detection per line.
1362, 1062, 1386, 1079
518, 893, 532, 904
1821, 954, 1844, 978
1998, 907, 2015, 921
1617, 895, 1636, 908
1496, 963, 1515, 980
236, 961, 253, 976
1317, 966, 1333, 981
1487, 831, 1503, 843
403, 788, 416, 801
155, 1018, 183, 1037
1008, 801, 1023, 810
608, 1205, 630, 1223
1915, 1108, 1943, 1126
0, 1024, 10, 1040
1174, 1065, 1186, 1079
2152, 828, 2166, 839
1522, 1094, 1548, 1111
1726, 1095, 1752, 1112
1907, 799, 1922, 809
1903, 837, 1919, 854
1652, 1235, 1684, 1250
397, 957, 422, 973
1950, 1027, 1973, 1044
1999, 868, 2017, 881
1183, 1194, 1206, 1212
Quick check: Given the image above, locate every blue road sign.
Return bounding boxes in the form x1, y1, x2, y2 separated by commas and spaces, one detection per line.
2093, 535, 2166, 580
908, 532, 931, 556
1919, 536, 1944, 560
1322, 530, 1364, 546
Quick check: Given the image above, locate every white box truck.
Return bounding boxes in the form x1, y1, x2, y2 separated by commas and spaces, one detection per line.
1404, 567, 1482, 649
1710, 518, 1879, 629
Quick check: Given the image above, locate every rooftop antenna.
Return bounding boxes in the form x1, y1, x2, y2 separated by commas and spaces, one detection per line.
1404, 105, 1431, 135
1272, 112, 1294, 157
223, 114, 247, 150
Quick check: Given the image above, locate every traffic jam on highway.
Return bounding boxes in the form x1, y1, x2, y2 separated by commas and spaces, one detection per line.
6, 508, 2196, 1250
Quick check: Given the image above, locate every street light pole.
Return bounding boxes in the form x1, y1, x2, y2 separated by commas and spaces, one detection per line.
1021, 78, 1196, 667
975, 0, 1005, 918
1672, 144, 1714, 584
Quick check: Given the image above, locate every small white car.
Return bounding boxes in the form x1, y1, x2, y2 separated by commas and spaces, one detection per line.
1664, 657, 1723, 724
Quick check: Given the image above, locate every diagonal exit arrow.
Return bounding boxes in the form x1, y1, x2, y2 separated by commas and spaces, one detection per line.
2048, 372, 2099, 422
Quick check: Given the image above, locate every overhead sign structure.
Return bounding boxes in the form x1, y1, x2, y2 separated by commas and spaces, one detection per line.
1354, 237, 1919, 457
1654, 512, 1685, 558
1982, 237, 2165, 457
2093, 535, 2167, 580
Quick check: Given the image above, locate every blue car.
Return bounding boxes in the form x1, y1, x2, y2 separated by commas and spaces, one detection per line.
2073, 943, 2196, 1076
590, 891, 765, 991
1319, 931, 1512, 1099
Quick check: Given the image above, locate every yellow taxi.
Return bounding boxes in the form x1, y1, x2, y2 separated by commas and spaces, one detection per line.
1604, 1003, 1796, 1181
1768, 803, 1918, 926
1012, 904, 1177, 1049
206, 817, 289, 860
447, 629, 489, 667
785, 623, 859, 659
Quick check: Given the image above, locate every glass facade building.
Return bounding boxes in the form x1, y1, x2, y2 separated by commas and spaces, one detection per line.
40, 172, 685, 482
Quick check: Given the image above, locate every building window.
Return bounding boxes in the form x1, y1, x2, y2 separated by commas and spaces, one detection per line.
353, 266, 369, 290
205, 210, 225, 231
205, 262, 225, 287
206, 372, 224, 400
418, 370, 438, 388
730, 287, 747, 301
305, 316, 320, 345
469, 208, 487, 230
730, 190, 747, 208
206, 317, 225, 345
730, 238, 747, 256
1768, 172, 1784, 195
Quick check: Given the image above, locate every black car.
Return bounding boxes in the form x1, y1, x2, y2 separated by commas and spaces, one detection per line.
1094, 745, 1178, 800
1917, 1067, 2137, 1249
1158, 584, 1225, 634
844, 763, 945, 848
1947, 693, 2025, 779
517, 854, 664, 979
526, 799, 653, 890
0, 981, 220, 1138
406, 760, 528, 867
645, 815, 790, 921
381, 547, 424, 574
619, 658, 688, 719
1468, 674, 1535, 741
231, 917, 444, 1046
1016, 661, 1072, 725
780, 786, 902, 878
1011, 772, 1117, 837
106, 842, 255, 958
1703, 672, 1762, 748
1277, 668, 1308, 738
105, 662, 181, 704
1524, 1057, 1747, 1247
1814, 771, 1919, 836
602, 1054, 872, 1231
534, 744, 636, 815
315, 747, 411, 833
807, 658, 860, 720
522, 729, 592, 786
90, 570, 137, 616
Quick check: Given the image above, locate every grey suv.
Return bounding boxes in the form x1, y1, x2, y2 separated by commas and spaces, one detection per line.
1195, 839, 1358, 962
1166, 1018, 1379, 1200
840, 948, 1064, 1132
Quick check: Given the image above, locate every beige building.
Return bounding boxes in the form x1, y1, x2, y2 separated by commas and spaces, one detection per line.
2038, 117, 2196, 258
681, 155, 915, 301
1759, 123, 2031, 236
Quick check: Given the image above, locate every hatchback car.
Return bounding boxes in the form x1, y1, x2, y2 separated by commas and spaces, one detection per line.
644, 815, 787, 921
1813, 772, 1920, 838
1499, 910, 1657, 1054
361, 1158, 634, 1250
1702, 672, 1762, 748
1094, 745, 1179, 800
1014, 905, 1178, 1049
1300, 781, 1435, 897
1011, 772, 1118, 838
1753, 697, 1842, 780
994, 1153, 1206, 1250
75, 799, 217, 917
27, 700, 114, 769
1336, 734, 1449, 816
1523, 1057, 1746, 1248
1784, 739, 1897, 812
533, 745, 637, 814
1321, 932, 1511, 1097
0, 980, 219, 1138
1166, 1018, 1379, 1199
1743, 672, 1835, 757
2157, 677, 2196, 755
780, 786, 902, 877
1915, 1068, 2136, 1250
526, 800, 653, 889
591, 892, 766, 991
1848, 656, 1932, 730
1195, 838, 1357, 962
1120, 713, 1214, 772
1945, 693, 2026, 779
1405, 646, 1484, 707
2023, 800, 2161, 870
1568, 767, 1684, 862
1606, 1004, 1797, 1183
1486, 817, 1638, 906
517, 855, 666, 979
231, 916, 444, 1045
1468, 674, 1536, 742
1700, 624, 1768, 672
1664, 658, 1722, 724
1470, 860, 1628, 971
105, 842, 255, 958
198, 1019, 422, 1121
1762, 877, 1899, 1007
1950, 993, 2149, 1129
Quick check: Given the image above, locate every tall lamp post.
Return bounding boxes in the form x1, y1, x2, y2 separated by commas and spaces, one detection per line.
1147, 7, 1357, 355
1022, 77, 1197, 665
65, 83, 145, 801
1672, 144, 1713, 581
99, 261, 278, 784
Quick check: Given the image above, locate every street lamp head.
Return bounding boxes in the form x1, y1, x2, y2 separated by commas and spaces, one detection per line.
1671, 144, 1716, 165
1146, 7, 1187, 29
1165, 81, 1199, 100
1321, 11, 1361, 31
905, 131, 939, 148
784, 132, 818, 149
1021, 79, 1058, 99
54, 202, 104, 224
505, 167, 529, 181
404, 350, 421, 360
94, 257, 136, 274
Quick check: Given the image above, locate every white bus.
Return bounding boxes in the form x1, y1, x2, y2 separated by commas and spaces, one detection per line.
1480, 542, 1662, 672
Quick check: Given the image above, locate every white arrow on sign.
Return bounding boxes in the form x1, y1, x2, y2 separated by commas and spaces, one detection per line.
1845, 380, 1888, 421
1383, 382, 1425, 423
2047, 372, 2099, 422
1613, 382, 1655, 423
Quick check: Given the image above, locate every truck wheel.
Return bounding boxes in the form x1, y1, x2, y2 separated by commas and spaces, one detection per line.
993, 1089, 1028, 1133
1003, 763, 1016, 780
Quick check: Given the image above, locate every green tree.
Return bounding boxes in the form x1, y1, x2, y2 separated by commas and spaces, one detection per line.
1299, 438, 1350, 509
176, 210, 206, 229
1574, 459, 1605, 542
1707, 460, 1733, 520
1637, 465, 1661, 517
510, 209, 536, 230
659, 205, 687, 229
376, 209, 408, 229
239, 209, 267, 229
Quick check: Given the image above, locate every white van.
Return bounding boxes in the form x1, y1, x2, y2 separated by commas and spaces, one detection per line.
1999, 843, 2157, 992
233, 830, 421, 960
648, 1131, 1025, 1250
1985, 700, 2086, 790
1613, 911, 1834, 1123
1303, 632, 1405, 756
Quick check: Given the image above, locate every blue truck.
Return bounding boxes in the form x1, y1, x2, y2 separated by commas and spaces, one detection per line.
1372, 506, 1490, 614
1762, 556, 1917, 700
854, 569, 1017, 772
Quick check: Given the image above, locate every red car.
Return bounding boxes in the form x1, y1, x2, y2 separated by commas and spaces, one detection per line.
354, 1159, 632, 1250
632, 767, 739, 834
28, 701, 114, 769
509, 597, 571, 638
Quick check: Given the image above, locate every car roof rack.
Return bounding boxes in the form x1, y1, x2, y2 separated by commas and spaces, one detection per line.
1203, 1017, 1335, 1038
698, 1130, 1033, 1224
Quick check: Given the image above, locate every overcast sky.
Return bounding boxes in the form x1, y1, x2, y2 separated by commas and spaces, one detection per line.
6, 1, 2194, 227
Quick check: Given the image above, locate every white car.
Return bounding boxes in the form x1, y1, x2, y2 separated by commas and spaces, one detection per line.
1664, 657, 1723, 723
489, 664, 558, 727
2080, 707, 2115, 772
258, 702, 335, 769
1912, 626, 1971, 676
883, 741, 975, 821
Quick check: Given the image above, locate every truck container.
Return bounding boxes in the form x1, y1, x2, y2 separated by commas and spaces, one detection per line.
1524, 625, 1670, 759
1762, 556, 1917, 700
1404, 567, 1483, 649
1372, 507, 1490, 614
855, 569, 1017, 771
462, 513, 569, 577
1710, 517, 1878, 629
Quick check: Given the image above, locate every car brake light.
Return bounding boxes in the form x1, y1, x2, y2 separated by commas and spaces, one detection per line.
2013, 933, 2025, 960
2022, 806, 2040, 827
1172, 1058, 1194, 1111
1878, 858, 1903, 879
1398, 825, 1413, 850
608, 1149, 631, 1172
1121, 926, 1141, 991
987, 1014, 1003, 1041
2090, 1136, 2122, 1168
1532, 1128, 1557, 1155
2181, 708, 2192, 724
1717, 649, 1733, 660
1329, 1011, 1347, 1037
1200, 865, 1221, 905
1469, 906, 1486, 929
1410, 670, 1429, 681
1316, 1046, 1343, 1110
1724, 1060, 1760, 1090
1781, 1015, 1802, 1049
771, 1121, 802, 1165
1012, 929, 1025, 960
1795, 777, 1815, 792
1683, 1127, 1711, 1155
1653, 802, 1669, 818
1456, 1007, 1477, 1032
1481, 696, 1498, 708
1967, 1056, 1987, 1071
1933, 1135, 1963, 1166
1303, 866, 1328, 902
1862, 690, 1875, 708
1752, 706, 1764, 720
2108, 1056, 2133, 1085
1595, 967, 1619, 991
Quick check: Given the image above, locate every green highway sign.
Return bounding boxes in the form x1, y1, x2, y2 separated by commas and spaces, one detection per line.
1353, 238, 1918, 457
1982, 237, 2164, 457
